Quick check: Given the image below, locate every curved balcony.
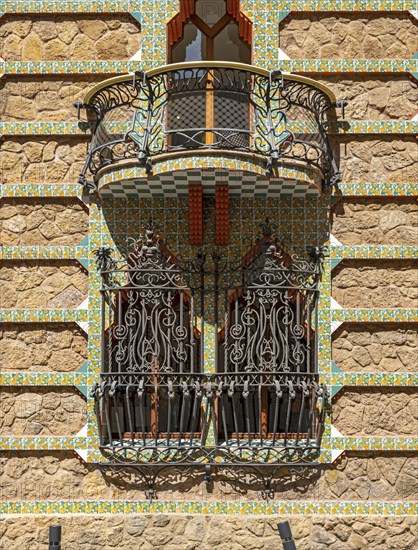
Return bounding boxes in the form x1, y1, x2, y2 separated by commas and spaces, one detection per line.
77, 62, 341, 195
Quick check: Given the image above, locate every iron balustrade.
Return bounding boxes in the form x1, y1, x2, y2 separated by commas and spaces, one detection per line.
77, 62, 341, 191
92, 371, 327, 466
92, 227, 328, 466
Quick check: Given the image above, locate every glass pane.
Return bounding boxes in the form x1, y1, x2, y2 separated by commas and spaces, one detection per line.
213, 22, 251, 63
171, 22, 207, 63
195, 0, 226, 27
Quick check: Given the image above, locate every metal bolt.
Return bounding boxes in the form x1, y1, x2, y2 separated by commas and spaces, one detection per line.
49, 525, 61, 549
277, 521, 297, 550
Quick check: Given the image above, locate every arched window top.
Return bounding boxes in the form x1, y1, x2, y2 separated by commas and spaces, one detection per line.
168, 0, 252, 62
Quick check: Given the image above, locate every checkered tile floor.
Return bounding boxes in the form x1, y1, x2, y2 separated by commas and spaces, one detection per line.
99, 170, 320, 198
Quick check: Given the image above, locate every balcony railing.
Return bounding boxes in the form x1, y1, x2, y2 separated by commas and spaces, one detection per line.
92, 227, 328, 466
92, 371, 328, 466
77, 62, 341, 191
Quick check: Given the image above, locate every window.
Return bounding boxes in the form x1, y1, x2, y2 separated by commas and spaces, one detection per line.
93, 228, 327, 464
170, 0, 251, 63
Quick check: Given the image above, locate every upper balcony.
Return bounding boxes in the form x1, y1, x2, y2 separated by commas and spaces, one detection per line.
77, 62, 341, 197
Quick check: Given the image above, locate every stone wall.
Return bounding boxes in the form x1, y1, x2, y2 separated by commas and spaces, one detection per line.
0, 323, 87, 372
0, 198, 89, 246
339, 137, 417, 182
3, 74, 415, 124
0, 260, 88, 309
333, 388, 418, 436
332, 260, 418, 308
331, 197, 418, 245
280, 12, 417, 58
0, 137, 88, 184
0, 387, 86, 435
332, 324, 417, 372
0, 75, 105, 122
0, 451, 417, 503
318, 75, 418, 121
0, 514, 416, 550
1, 14, 141, 61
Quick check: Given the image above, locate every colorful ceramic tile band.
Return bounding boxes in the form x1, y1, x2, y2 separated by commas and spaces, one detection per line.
2, 59, 417, 75
0, 184, 83, 199
334, 182, 418, 197
329, 245, 418, 260
0, 246, 89, 260
3, 0, 417, 13
4, 0, 418, 13
0, 500, 416, 516
3, 120, 417, 136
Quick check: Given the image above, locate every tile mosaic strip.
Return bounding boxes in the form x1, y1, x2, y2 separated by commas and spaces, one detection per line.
4, 120, 418, 136
2, 59, 416, 75
329, 245, 418, 260
335, 120, 418, 134
0, 246, 89, 260
334, 182, 418, 197
3, 0, 142, 12
0, 309, 88, 323
1, 122, 90, 136
329, 372, 418, 387
0, 500, 415, 516
0, 436, 88, 451
331, 309, 418, 323
3, 120, 417, 136
0, 373, 90, 386
0, 184, 82, 199
4, 0, 417, 13
4, 0, 418, 13
332, 436, 418, 451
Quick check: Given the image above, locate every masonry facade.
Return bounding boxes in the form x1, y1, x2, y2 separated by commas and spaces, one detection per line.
0, 2, 417, 549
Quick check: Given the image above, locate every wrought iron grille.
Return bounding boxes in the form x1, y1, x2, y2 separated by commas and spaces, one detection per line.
77, 63, 340, 191
92, 228, 328, 466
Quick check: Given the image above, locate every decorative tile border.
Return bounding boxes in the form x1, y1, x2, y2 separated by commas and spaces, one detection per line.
334, 182, 418, 197
335, 120, 418, 134
2, 0, 142, 13
3, 120, 417, 136
3, 0, 418, 13
0, 245, 89, 260
0, 500, 415, 516
0, 437, 88, 451
1, 122, 90, 136
2, 59, 416, 75
0, 309, 89, 323
329, 245, 418, 260
0, 183, 82, 199
331, 308, 418, 323
330, 373, 418, 387
0, 372, 90, 386
332, 437, 418, 451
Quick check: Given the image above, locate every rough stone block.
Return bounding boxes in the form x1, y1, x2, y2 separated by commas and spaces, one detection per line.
332, 260, 418, 309
0, 137, 89, 184
333, 388, 418, 436
0, 323, 87, 372
0, 198, 89, 246
0, 14, 141, 61
0, 260, 88, 309
331, 198, 418, 246
0, 387, 86, 435
280, 13, 417, 59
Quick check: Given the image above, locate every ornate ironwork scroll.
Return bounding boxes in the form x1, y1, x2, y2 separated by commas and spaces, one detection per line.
92, 227, 328, 467
78, 64, 340, 190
